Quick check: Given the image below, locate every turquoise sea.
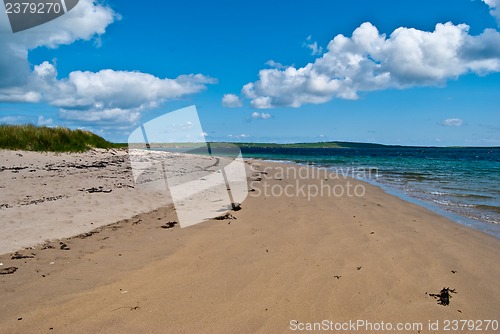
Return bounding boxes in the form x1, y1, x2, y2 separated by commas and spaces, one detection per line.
238, 147, 500, 238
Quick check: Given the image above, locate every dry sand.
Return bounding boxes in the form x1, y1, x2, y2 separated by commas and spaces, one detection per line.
0, 148, 168, 254
0, 149, 237, 253
0, 151, 499, 333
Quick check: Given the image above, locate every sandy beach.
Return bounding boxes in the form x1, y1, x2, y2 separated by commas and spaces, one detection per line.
0, 149, 499, 333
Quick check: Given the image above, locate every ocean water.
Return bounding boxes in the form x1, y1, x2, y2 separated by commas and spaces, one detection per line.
237, 147, 500, 238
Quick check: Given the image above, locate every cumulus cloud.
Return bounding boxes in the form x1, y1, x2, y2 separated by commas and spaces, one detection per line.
265, 60, 288, 69
241, 22, 500, 108
3, 60, 215, 125
483, 0, 500, 24
221, 93, 243, 108
251, 112, 271, 119
0, 0, 117, 89
37, 115, 53, 126
0, 0, 215, 126
441, 118, 464, 127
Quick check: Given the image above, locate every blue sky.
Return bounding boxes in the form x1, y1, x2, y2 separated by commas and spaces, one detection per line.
0, 0, 499, 146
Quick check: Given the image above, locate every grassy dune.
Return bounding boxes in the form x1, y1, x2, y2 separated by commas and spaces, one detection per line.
0, 124, 123, 152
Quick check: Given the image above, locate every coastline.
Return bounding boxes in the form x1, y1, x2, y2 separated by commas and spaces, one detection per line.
247, 156, 500, 239
0, 150, 499, 333
361, 177, 500, 239
239, 146, 500, 234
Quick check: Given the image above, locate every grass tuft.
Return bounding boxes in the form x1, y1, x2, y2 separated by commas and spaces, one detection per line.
0, 124, 123, 152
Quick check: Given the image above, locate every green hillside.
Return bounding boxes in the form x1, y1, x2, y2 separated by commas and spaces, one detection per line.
232, 141, 390, 149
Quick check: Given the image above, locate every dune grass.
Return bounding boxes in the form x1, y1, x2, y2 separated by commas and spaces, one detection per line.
0, 124, 123, 152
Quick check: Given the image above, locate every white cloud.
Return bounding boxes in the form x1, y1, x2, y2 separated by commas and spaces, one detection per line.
0, 0, 117, 89
6, 61, 215, 125
0, 1, 215, 126
265, 60, 288, 69
483, 0, 500, 24
250, 96, 273, 109
251, 112, 271, 119
303, 35, 323, 55
441, 118, 464, 127
221, 93, 243, 108
228, 134, 249, 139
59, 107, 141, 124
241, 22, 500, 108
37, 116, 53, 126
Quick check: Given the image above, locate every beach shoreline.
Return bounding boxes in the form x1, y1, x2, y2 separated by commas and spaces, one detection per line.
238, 146, 500, 235
0, 150, 499, 333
